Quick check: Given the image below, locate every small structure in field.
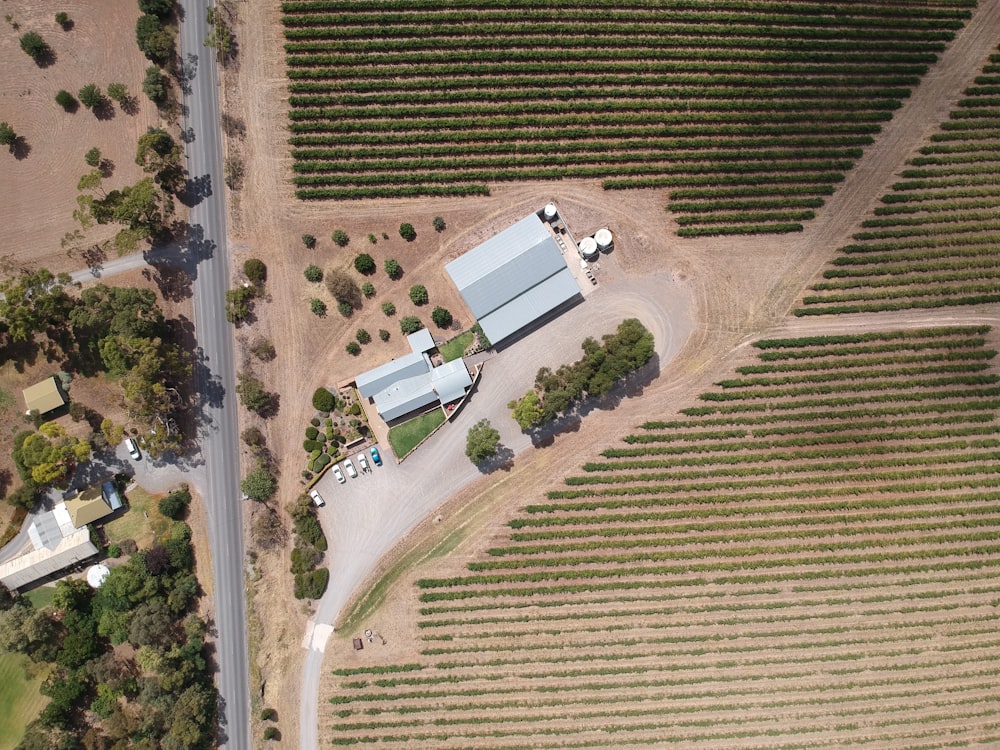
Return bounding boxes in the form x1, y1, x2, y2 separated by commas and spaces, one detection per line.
22, 376, 67, 416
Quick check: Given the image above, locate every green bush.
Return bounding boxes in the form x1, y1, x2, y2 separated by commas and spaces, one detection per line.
55, 90, 76, 110
78, 84, 103, 110
304, 265, 323, 282
264, 727, 280, 741
356, 329, 371, 344
381, 301, 396, 316
384, 259, 401, 279
379, 329, 390, 341
312, 387, 336, 412
19, 31, 49, 61
244, 258, 267, 283
84, 147, 102, 168
107, 544, 122, 559
294, 568, 329, 600
305, 426, 319, 440
362, 282, 375, 298
303, 439, 321, 452
367, 233, 377, 244
433, 216, 446, 232
409, 285, 428, 305
158, 485, 191, 520
302, 233, 316, 248
431, 306, 452, 328
337, 301, 353, 318
310, 298, 327, 316
346, 341, 361, 355
314, 453, 331, 471
55, 12, 70, 27
332, 229, 349, 247
107, 82, 127, 103
354, 253, 376, 274
400, 316, 423, 334
399, 223, 416, 241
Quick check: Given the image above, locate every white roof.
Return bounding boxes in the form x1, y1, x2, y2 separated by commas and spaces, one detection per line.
0, 526, 98, 591
372, 373, 440, 423
477, 268, 583, 347
431, 359, 473, 404
406, 327, 435, 354
355, 351, 429, 399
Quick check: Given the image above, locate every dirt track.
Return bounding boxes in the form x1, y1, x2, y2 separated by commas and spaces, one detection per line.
220, 0, 1000, 743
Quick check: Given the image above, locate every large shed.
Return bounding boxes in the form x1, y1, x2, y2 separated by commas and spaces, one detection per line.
22, 376, 66, 416
445, 213, 582, 347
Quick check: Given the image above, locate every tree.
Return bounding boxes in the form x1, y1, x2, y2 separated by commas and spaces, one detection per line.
301, 233, 316, 248
400, 316, 422, 334
243, 258, 267, 284
337, 301, 353, 318
381, 301, 395, 316
136, 127, 183, 191
135, 14, 173, 65
158, 485, 191, 520
142, 66, 167, 103
466, 419, 500, 463
241, 427, 264, 448
236, 372, 272, 415
19, 31, 49, 61
55, 12, 70, 28
399, 223, 416, 241
312, 387, 335, 412
433, 216, 446, 232
78, 83, 103, 110
361, 282, 375, 298
55, 90, 76, 110
356, 328, 371, 344
431, 306, 452, 328
384, 258, 402, 279
409, 285, 428, 305
15, 423, 91, 485
0, 122, 16, 147
353, 253, 375, 274
225, 287, 253, 323
85, 147, 102, 168
324, 269, 361, 308
378, 328, 390, 342
345, 341, 361, 356
331, 229, 349, 247
250, 338, 276, 361
303, 264, 322, 282
309, 298, 326, 316
107, 82, 128, 102
509, 390, 546, 430
241, 467, 276, 501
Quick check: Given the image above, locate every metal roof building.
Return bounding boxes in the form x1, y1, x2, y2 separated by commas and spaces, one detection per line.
445, 213, 582, 346
0, 526, 98, 592
64, 481, 122, 528
22, 376, 66, 415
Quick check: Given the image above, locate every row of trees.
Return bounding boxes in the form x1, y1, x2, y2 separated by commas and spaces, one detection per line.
509, 318, 655, 429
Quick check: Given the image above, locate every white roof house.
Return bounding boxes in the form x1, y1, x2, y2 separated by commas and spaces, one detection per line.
0, 525, 98, 592
355, 328, 473, 423
445, 213, 582, 346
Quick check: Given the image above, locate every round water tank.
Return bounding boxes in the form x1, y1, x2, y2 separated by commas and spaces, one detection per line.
87, 564, 110, 589
543, 203, 558, 222
579, 236, 599, 261
595, 228, 614, 252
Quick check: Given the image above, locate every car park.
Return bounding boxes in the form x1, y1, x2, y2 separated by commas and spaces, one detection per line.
344, 459, 358, 479
358, 453, 370, 473
309, 488, 325, 507
125, 438, 141, 460
370, 446, 382, 466
332, 464, 346, 484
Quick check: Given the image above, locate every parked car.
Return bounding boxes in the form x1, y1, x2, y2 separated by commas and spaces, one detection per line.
370, 446, 382, 466
309, 488, 325, 507
124, 437, 141, 461
344, 459, 358, 479
358, 453, 370, 473
332, 464, 346, 484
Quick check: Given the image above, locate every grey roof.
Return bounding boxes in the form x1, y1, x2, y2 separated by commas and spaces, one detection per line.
445, 212, 582, 345
102, 481, 123, 511
28, 511, 64, 551
0, 527, 98, 592
356, 351, 429, 398
477, 266, 582, 347
431, 359, 473, 405
406, 328, 435, 354
373, 374, 439, 423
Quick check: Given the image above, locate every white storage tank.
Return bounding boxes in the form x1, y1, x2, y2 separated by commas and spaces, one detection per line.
579, 236, 599, 261
595, 228, 614, 252
543, 203, 558, 223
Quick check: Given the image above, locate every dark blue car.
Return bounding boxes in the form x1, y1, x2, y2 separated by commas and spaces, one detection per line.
370, 446, 383, 466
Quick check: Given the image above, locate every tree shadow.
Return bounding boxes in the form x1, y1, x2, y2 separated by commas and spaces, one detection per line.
92, 97, 116, 121
120, 95, 140, 116
99, 158, 115, 178
33, 49, 57, 68
475, 443, 514, 474
10, 136, 30, 160
0, 469, 11, 500
257, 393, 281, 420
59, 19, 74, 31
178, 173, 212, 207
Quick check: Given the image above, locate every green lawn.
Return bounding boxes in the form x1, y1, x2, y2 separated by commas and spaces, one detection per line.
104, 485, 168, 548
388, 409, 446, 459
22, 587, 54, 610
438, 331, 473, 362
0, 653, 49, 750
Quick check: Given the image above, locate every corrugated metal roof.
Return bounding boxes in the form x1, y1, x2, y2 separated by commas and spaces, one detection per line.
0, 527, 98, 591
373, 374, 440, 423
28, 511, 64, 551
356, 352, 429, 398
406, 328, 435, 354
431, 359, 473, 404
446, 214, 549, 289
478, 268, 582, 346
22, 376, 66, 415
65, 486, 115, 528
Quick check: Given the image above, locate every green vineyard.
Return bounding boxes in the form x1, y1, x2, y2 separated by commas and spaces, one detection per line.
327, 326, 1000, 747
800, 44, 1000, 314
280, 0, 974, 235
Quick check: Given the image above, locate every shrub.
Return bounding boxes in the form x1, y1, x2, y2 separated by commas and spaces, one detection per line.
384, 258, 402, 279
381, 301, 396, 316
362, 282, 375, 298
241, 427, 265, 447
142, 66, 167, 103
264, 727, 280, 741
354, 253, 375, 274
261, 708, 278, 722
433, 216, 446, 232
367, 233, 377, 244
409, 285, 428, 305
303, 439, 321, 452
107, 544, 122, 559
301, 233, 316, 248
244, 258, 267, 283
241, 467, 277, 501
400, 316, 422, 334
55, 12, 69, 28
399, 223, 416, 241
310, 298, 326, 316
431, 306, 452, 328
158, 485, 191, 520
305, 426, 319, 441
107, 82, 127, 102
379, 329, 390, 342
312, 387, 335, 412
331, 229, 349, 247
346, 341, 361, 356
325, 269, 361, 307
251, 338, 276, 361
356, 328, 371, 344
314, 453, 331, 471
0, 123, 15, 147
55, 90, 76, 110
294, 568, 329, 599
84, 147, 101, 168
237, 372, 273, 415
337, 301, 353, 318
78, 84, 103, 110
19, 31, 49, 61
226, 286, 254, 322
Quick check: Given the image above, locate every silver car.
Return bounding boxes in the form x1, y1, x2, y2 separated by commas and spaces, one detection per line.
344, 459, 358, 479
309, 488, 325, 507
332, 464, 346, 484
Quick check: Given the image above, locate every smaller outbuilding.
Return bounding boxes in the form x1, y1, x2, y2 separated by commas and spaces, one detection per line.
64, 480, 123, 529
22, 376, 67, 416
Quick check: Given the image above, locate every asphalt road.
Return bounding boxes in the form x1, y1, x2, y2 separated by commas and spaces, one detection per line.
177, 4, 250, 749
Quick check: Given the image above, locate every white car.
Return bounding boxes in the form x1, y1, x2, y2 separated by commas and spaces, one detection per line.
124, 437, 141, 460
309, 488, 325, 507
358, 453, 370, 473
332, 464, 346, 484
344, 459, 358, 479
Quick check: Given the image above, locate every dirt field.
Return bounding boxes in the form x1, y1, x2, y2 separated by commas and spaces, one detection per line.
220, 0, 1000, 745
0, 0, 162, 275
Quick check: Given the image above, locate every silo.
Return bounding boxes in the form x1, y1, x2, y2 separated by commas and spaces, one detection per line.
579, 236, 599, 261
543, 203, 558, 223
595, 228, 614, 252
